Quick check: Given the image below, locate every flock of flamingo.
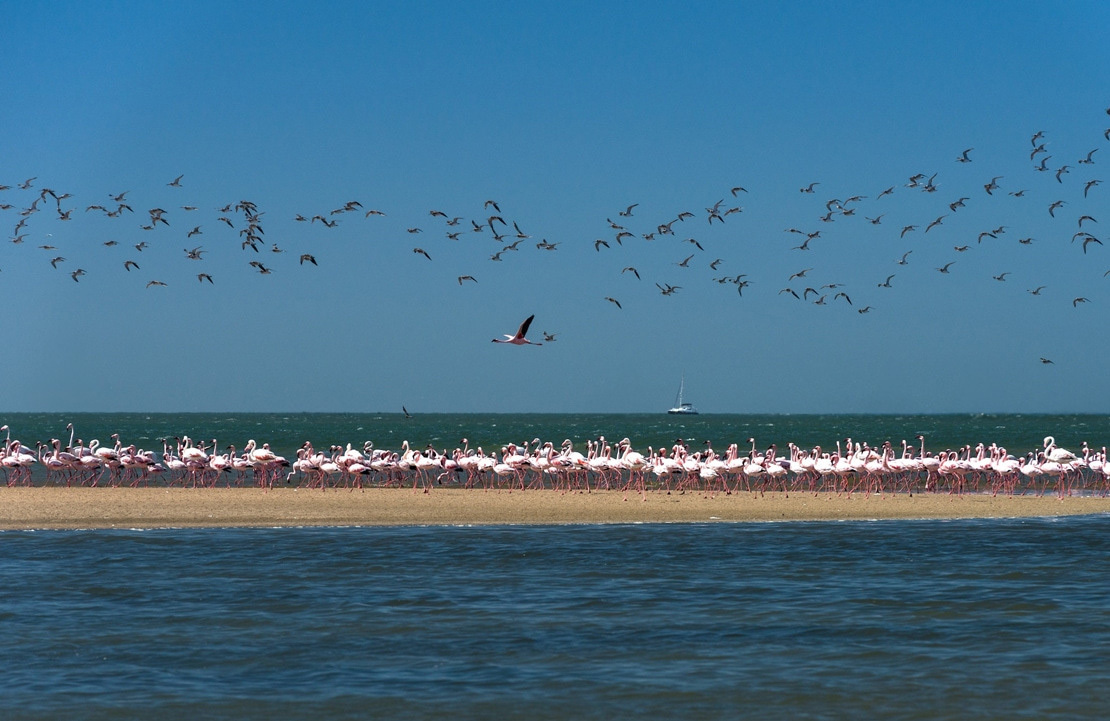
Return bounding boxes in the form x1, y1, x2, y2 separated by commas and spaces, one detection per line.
3, 424, 1108, 499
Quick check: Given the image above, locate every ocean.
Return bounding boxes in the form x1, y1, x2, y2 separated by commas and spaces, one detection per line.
6, 410, 1110, 468
2, 413, 1110, 719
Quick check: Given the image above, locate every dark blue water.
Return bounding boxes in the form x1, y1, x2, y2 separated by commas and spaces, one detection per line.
3, 517, 1109, 719
6, 412, 1110, 463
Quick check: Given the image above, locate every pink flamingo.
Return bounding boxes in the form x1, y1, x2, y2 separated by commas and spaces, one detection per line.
491, 315, 542, 346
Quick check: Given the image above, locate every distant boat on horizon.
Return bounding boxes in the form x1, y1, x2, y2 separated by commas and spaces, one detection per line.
667, 376, 699, 415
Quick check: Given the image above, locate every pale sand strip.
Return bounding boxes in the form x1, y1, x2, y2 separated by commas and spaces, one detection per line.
1, 488, 1109, 530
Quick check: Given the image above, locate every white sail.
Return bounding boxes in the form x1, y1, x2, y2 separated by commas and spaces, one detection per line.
667, 376, 699, 415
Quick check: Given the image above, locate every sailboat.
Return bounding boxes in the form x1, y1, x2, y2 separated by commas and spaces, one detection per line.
667, 376, 699, 415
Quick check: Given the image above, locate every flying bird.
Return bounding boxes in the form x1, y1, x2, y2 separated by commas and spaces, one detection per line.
621, 267, 640, 280
413, 248, 432, 260
937, 262, 955, 273
604, 297, 622, 309
146, 280, 167, 288
299, 254, 317, 266
457, 275, 477, 285
492, 315, 542, 345
167, 175, 183, 187
957, 148, 973, 163
1073, 297, 1090, 307
1040, 357, 1054, 364
197, 273, 213, 284
542, 332, 557, 342
123, 260, 139, 272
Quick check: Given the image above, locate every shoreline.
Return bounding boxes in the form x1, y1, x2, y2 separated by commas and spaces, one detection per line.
2, 488, 1109, 530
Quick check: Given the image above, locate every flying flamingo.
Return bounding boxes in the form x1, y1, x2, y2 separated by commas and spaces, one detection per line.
492, 315, 542, 345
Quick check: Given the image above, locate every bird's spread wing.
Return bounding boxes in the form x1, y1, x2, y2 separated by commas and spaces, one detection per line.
517, 314, 535, 338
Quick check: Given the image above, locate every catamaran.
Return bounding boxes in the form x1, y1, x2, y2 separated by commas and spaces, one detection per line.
667, 376, 699, 415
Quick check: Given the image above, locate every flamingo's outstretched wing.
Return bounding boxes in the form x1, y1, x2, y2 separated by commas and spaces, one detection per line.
517, 314, 535, 339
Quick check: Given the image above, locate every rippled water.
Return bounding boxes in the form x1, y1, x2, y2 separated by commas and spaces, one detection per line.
6, 411, 1110, 461
3, 517, 1109, 719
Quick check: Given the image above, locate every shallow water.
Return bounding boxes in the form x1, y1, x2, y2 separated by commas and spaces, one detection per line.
3, 516, 1109, 719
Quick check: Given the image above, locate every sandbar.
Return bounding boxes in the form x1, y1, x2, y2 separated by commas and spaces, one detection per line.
1, 487, 1109, 530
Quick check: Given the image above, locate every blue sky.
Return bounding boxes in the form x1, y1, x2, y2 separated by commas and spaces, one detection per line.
2, 1, 1108, 413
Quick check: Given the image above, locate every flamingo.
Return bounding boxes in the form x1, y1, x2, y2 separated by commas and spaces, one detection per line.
1043, 436, 1078, 465
618, 438, 649, 500
244, 439, 280, 488
492, 315, 542, 345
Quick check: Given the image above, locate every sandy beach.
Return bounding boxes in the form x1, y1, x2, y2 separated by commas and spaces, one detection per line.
1, 487, 1108, 530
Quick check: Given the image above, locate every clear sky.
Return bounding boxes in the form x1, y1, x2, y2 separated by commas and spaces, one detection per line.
2, 1, 1108, 413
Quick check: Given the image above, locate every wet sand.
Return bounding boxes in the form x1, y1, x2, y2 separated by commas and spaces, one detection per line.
1, 487, 1109, 530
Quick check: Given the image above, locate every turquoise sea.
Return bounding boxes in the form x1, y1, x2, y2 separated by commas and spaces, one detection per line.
6, 410, 1110, 472
3, 413, 1110, 719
